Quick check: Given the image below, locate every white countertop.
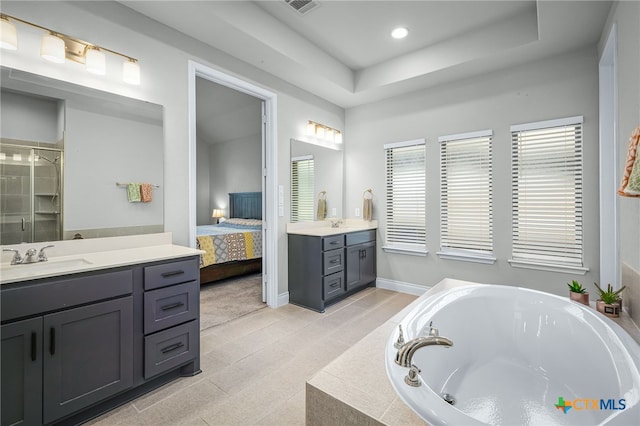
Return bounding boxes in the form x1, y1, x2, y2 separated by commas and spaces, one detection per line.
286, 219, 377, 237
0, 233, 202, 285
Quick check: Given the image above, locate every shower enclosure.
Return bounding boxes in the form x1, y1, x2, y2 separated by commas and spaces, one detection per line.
0, 144, 63, 244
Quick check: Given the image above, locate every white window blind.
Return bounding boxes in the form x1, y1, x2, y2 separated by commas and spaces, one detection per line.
291, 156, 314, 223
511, 116, 584, 268
384, 139, 426, 253
439, 130, 493, 257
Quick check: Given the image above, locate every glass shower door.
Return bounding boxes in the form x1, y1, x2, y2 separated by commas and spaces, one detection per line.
0, 145, 62, 244
0, 145, 33, 244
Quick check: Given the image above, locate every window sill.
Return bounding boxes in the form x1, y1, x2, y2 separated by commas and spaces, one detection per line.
508, 259, 589, 275
382, 245, 428, 257
437, 250, 496, 265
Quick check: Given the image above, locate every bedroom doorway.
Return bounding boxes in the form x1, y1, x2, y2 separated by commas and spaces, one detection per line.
188, 61, 279, 308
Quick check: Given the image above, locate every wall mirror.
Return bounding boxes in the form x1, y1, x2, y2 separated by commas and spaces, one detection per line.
290, 138, 343, 223
0, 66, 164, 243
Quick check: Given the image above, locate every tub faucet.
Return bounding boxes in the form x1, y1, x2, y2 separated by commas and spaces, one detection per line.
395, 334, 453, 368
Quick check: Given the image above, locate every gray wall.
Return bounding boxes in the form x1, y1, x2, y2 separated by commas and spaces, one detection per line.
1, 90, 61, 143
209, 135, 262, 217
195, 138, 211, 226
345, 48, 600, 296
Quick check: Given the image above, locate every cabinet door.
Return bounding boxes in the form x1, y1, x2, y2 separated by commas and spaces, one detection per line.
42, 297, 133, 424
346, 241, 376, 291
1, 318, 43, 426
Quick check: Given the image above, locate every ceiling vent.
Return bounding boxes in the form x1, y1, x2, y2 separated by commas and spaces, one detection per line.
284, 0, 319, 15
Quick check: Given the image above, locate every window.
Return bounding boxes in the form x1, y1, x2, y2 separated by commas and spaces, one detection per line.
438, 130, 494, 263
290, 155, 314, 223
383, 139, 427, 255
510, 116, 587, 273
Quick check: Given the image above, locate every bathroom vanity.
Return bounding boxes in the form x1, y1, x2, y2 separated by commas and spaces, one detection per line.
287, 221, 377, 312
0, 234, 202, 425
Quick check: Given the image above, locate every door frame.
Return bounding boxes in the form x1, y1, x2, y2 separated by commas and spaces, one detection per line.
187, 60, 279, 308
598, 24, 620, 288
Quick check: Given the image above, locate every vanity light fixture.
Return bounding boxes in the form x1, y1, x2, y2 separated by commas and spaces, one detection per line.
391, 27, 409, 40
306, 120, 343, 144
0, 13, 141, 85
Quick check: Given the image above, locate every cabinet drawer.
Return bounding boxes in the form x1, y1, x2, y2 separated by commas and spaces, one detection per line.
144, 258, 199, 290
323, 248, 344, 275
323, 272, 345, 301
144, 320, 199, 379
1, 269, 133, 322
323, 235, 344, 251
346, 230, 376, 246
144, 280, 199, 335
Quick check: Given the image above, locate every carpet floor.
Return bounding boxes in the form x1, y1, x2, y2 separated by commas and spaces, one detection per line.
199, 273, 265, 330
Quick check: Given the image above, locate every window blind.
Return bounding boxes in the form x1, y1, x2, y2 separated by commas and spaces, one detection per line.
511, 116, 584, 267
291, 156, 314, 223
439, 130, 493, 255
384, 139, 426, 251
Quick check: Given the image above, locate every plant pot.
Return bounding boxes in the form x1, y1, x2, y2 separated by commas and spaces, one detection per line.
596, 300, 621, 318
569, 291, 589, 306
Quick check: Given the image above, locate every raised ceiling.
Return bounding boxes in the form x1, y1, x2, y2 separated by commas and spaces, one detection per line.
121, 1, 612, 108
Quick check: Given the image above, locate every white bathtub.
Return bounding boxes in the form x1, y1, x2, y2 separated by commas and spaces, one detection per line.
385, 279, 640, 425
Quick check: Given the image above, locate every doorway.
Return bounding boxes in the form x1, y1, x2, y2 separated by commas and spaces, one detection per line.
188, 61, 279, 308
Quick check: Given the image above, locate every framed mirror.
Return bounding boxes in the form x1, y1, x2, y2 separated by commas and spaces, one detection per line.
0, 67, 164, 243
290, 138, 343, 223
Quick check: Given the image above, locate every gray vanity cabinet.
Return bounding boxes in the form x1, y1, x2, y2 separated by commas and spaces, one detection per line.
1, 317, 43, 426
288, 230, 376, 312
345, 231, 376, 291
42, 296, 133, 424
0, 255, 200, 426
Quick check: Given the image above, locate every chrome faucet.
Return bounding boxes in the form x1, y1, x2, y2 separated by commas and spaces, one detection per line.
330, 219, 343, 228
395, 326, 453, 368
2, 245, 55, 265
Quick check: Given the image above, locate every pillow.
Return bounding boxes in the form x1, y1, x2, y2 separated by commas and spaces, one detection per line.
223, 218, 262, 227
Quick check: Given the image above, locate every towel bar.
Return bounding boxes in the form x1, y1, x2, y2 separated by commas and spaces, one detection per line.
116, 182, 160, 188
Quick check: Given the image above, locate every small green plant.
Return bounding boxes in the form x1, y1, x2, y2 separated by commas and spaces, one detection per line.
594, 282, 626, 304
567, 280, 587, 294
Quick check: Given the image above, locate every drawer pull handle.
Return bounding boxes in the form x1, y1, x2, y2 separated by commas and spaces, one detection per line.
49, 328, 55, 355
161, 270, 185, 278
161, 342, 184, 354
161, 302, 185, 311
329, 241, 339, 245
330, 259, 339, 264
31, 332, 37, 361
330, 282, 340, 288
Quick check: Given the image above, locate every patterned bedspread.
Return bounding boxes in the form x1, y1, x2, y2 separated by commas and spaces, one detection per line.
196, 219, 262, 268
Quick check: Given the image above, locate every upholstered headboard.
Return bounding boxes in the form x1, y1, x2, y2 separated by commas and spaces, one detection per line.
229, 192, 262, 219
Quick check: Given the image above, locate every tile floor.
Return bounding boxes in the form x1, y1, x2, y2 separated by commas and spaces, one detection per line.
90, 287, 417, 426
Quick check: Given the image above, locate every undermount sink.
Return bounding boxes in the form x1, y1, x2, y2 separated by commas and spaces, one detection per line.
1, 257, 93, 282
28, 258, 93, 269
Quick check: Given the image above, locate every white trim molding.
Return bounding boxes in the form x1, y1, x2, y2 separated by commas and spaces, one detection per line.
508, 259, 589, 275
382, 245, 428, 256
277, 292, 290, 308
187, 60, 279, 309
437, 250, 496, 265
376, 278, 430, 296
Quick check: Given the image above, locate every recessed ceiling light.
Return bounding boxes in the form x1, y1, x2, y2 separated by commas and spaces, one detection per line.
391, 27, 408, 40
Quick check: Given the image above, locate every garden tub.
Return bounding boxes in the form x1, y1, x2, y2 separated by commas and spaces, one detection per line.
385, 279, 640, 425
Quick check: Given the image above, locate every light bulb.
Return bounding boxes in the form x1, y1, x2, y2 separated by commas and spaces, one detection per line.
335, 131, 343, 144
315, 125, 325, 139
122, 59, 140, 85
40, 33, 65, 63
306, 121, 316, 136
325, 127, 334, 142
86, 48, 106, 75
0, 16, 17, 50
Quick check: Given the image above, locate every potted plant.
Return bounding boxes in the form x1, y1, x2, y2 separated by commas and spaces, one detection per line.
593, 282, 626, 318
567, 280, 589, 305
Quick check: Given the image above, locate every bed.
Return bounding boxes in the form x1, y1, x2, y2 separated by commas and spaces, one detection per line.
196, 192, 263, 284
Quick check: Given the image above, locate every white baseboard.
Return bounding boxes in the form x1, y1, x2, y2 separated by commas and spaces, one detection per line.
376, 278, 430, 296
276, 291, 290, 308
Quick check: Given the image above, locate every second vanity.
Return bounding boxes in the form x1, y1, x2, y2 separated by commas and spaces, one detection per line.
0, 233, 202, 426
287, 221, 377, 312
